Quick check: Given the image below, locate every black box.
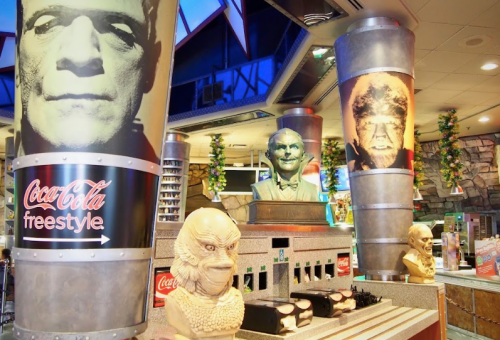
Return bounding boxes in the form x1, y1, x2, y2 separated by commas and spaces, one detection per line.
259, 297, 314, 327
291, 290, 344, 317
241, 300, 297, 334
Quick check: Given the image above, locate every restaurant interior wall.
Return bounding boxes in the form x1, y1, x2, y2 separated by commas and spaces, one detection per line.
414, 133, 500, 225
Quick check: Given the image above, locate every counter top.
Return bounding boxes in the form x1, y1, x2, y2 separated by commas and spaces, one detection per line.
156, 222, 351, 234
435, 269, 500, 292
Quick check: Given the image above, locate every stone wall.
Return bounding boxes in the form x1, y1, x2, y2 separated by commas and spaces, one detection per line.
414, 133, 500, 223
220, 194, 253, 222
187, 164, 209, 186
187, 164, 252, 222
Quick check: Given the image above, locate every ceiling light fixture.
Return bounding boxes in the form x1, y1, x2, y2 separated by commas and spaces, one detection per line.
313, 48, 329, 56
478, 117, 490, 122
481, 63, 498, 70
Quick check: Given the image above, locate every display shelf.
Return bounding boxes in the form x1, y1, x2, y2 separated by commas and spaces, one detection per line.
162, 166, 183, 169
158, 159, 184, 223
4, 137, 15, 241
157, 133, 190, 223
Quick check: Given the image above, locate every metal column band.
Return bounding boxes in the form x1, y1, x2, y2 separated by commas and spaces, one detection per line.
13, 322, 148, 340
349, 168, 413, 178
13, 247, 152, 262
352, 203, 413, 210
334, 17, 414, 85
357, 238, 408, 244
13, 152, 162, 176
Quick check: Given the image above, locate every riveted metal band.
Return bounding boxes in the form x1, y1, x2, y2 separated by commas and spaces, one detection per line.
13, 322, 147, 340
365, 274, 406, 282
13, 152, 162, 176
352, 203, 413, 210
340, 67, 412, 85
349, 168, 413, 178
357, 238, 408, 244
363, 269, 406, 276
13, 247, 152, 262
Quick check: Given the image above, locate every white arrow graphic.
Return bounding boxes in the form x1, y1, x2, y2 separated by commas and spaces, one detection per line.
24, 235, 110, 245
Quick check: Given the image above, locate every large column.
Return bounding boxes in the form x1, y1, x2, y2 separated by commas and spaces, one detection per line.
13, 1, 178, 339
334, 17, 415, 281
277, 108, 323, 187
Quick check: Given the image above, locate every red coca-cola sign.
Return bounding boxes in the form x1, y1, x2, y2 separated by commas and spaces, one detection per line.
154, 268, 179, 308
337, 255, 351, 277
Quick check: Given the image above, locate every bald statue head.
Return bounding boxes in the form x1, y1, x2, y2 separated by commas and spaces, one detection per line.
408, 224, 434, 259
171, 208, 241, 297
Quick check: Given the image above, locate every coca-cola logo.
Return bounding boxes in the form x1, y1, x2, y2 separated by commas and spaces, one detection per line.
158, 275, 178, 291
24, 179, 112, 211
155, 272, 179, 299
338, 257, 349, 268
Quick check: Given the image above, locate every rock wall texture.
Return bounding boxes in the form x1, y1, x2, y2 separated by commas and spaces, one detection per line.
187, 164, 252, 222
188, 164, 209, 186
414, 133, 500, 223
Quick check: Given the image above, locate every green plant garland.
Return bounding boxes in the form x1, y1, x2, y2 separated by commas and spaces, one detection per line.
438, 109, 463, 187
208, 134, 227, 196
413, 130, 424, 189
321, 139, 342, 197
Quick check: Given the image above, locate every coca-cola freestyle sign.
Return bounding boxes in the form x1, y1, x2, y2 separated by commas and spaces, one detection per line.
23, 179, 110, 234
15, 165, 157, 249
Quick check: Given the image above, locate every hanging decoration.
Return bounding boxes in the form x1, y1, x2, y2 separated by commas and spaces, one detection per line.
208, 134, 227, 202
438, 109, 464, 194
321, 139, 342, 201
413, 130, 424, 201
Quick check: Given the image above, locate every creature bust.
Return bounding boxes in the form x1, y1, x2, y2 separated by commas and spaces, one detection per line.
251, 128, 319, 201
165, 208, 244, 340
403, 224, 436, 284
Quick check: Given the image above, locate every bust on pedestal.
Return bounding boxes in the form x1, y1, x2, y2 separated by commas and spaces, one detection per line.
251, 128, 318, 202
248, 128, 326, 225
403, 224, 436, 284
165, 208, 244, 340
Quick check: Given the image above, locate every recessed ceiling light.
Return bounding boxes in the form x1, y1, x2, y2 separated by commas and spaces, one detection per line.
458, 35, 491, 49
481, 63, 498, 70
313, 48, 329, 56
478, 117, 490, 122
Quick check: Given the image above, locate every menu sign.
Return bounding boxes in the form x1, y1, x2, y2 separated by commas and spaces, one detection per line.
15, 164, 158, 249
154, 267, 179, 308
475, 240, 500, 276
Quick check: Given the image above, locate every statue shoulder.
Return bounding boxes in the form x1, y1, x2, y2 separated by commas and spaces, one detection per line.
252, 179, 273, 189
251, 179, 275, 200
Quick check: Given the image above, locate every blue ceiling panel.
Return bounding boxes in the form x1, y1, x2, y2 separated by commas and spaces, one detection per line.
0, 0, 16, 34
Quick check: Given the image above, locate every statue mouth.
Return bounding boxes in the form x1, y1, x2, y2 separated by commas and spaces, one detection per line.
280, 158, 298, 163
208, 263, 233, 271
371, 145, 393, 150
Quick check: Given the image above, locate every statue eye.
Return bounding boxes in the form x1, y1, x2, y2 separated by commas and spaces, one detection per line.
205, 245, 215, 251
227, 243, 235, 251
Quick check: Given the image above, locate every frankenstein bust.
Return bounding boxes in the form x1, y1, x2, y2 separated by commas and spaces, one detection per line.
403, 224, 436, 284
251, 128, 319, 201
